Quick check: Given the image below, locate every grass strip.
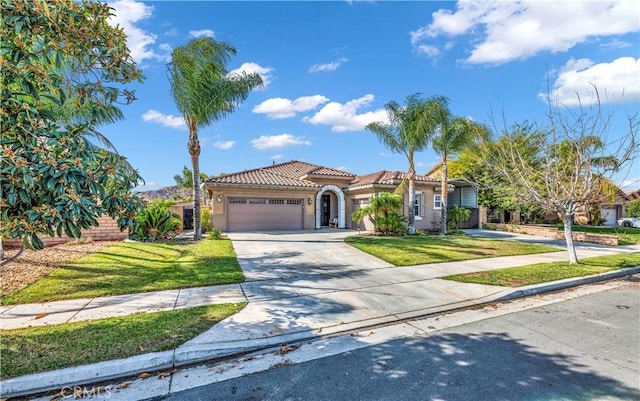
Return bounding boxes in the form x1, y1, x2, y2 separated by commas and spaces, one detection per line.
345, 235, 559, 266
0, 302, 246, 379
556, 225, 640, 245
3, 240, 244, 305
444, 252, 640, 287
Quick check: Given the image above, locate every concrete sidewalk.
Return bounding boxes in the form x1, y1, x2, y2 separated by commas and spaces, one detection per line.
1, 230, 639, 398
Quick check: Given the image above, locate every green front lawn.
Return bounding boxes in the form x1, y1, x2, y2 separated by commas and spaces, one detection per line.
445, 252, 640, 287
0, 302, 246, 379
344, 235, 559, 266
2, 240, 244, 305
559, 225, 640, 245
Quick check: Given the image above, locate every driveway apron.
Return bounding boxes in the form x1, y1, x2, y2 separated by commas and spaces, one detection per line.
179, 230, 507, 352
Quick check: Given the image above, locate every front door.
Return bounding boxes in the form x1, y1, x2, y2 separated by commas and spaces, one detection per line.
183, 208, 194, 229
321, 194, 331, 226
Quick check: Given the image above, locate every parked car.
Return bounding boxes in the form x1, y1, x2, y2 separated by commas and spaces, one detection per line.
617, 217, 640, 228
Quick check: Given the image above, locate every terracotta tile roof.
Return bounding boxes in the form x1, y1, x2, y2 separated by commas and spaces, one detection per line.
263, 160, 355, 178
208, 161, 445, 190
348, 170, 440, 188
626, 189, 640, 200
208, 167, 319, 188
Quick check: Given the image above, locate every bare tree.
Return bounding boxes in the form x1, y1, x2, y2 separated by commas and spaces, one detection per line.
485, 93, 638, 264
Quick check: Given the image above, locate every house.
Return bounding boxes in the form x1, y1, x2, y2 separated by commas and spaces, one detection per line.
205, 160, 448, 232
597, 188, 630, 226
423, 163, 483, 228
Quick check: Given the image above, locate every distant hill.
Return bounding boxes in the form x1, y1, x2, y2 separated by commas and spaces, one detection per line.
136, 185, 192, 201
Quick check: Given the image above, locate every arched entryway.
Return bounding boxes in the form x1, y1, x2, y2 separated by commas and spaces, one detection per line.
315, 184, 346, 229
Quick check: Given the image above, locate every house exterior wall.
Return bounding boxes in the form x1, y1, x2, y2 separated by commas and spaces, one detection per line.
3, 215, 128, 248
345, 185, 441, 231
211, 187, 317, 231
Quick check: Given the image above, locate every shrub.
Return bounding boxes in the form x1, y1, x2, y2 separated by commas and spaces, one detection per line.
352, 192, 406, 236
201, 207, 214, 233
207, 229, 223, 240
626, 199, 640, 218
449, 206, 471, 230
133, 201, 180, 241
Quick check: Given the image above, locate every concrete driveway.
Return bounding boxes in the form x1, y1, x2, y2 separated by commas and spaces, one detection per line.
226, 229, 392, 282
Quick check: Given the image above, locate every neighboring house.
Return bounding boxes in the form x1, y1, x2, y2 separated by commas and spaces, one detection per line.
205, 160, 450, 232
625, 189, 640, 201
597, 189, 630, 226
424, 164, 482, 228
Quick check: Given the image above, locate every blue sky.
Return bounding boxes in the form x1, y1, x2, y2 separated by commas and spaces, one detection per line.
102, 0, 640, 191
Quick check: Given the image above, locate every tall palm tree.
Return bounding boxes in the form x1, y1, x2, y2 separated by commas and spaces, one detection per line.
430, 97, 490, 235
168, 38, 262, 240
366, 94, 435, 234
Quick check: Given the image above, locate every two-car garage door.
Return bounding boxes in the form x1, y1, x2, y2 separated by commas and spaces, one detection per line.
227, 198, 303, 231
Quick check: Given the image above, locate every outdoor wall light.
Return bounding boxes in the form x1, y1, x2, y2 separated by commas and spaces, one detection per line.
307, 197, 313, 205
217, 194, 223, 203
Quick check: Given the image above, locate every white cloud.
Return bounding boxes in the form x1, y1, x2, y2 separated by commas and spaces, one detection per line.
228, 62, 274, 89
189, 29, 215, 38
416, 161, 427, 167
213, 140, 235, 150
164, 28, 178, 37
108, 0, 171, 63
251, 134, 312, 150
142, 109, 186, 130
309, 58, 349, 73
620, 178, 639, 190
415, 45, 440, 58
303, 94, 389, 132
252, 95, 329, 119
270, 154, 284, 160
541, 57, 640, 106
379, 152, 392, 158
411, 0, 639, 65
335, 166, 348, 171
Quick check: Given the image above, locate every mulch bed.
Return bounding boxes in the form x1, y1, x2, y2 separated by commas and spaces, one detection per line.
1, 241, 113, 299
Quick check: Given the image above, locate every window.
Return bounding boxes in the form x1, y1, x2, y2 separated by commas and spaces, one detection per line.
269, 199, 285, 205
249, 198, 266, 204
434, 194, 442, 209
287, 199, 303, 205
414, 192, 423, 216
228, 198, 246, 204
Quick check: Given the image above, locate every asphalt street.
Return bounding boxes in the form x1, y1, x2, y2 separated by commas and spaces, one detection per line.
150, 280, 640, 401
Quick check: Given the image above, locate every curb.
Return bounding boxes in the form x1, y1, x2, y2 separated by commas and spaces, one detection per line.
2, 266, 638, 398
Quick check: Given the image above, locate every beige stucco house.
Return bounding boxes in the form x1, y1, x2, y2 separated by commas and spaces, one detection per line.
205, 160, 447, 232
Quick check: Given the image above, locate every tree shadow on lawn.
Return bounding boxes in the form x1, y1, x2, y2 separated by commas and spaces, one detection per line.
184, 331, 640, 401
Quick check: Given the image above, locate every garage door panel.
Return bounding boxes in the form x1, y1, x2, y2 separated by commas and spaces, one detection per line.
228, 198, 303, 231
601, 208, 617, 226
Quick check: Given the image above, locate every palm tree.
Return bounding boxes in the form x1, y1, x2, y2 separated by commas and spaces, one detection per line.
174, 165, 208, 189
366, 93, 435, 234
429, 97, 490, 235
352, 192, 405, 235
168, 38, 262, 240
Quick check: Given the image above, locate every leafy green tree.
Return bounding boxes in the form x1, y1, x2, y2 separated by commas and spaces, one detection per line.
168, 38, 262, 240
429, 97, 490, 235
453, 124, 544, 222
1, 0, 145, 259
174, 166, 208, 189
626, 199, 640, 218
366, 94, 435, 234
352, 193, 406, 235
485, 100, 638, 264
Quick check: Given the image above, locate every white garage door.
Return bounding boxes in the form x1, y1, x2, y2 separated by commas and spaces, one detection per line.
601, 208, 618, 226
227, 198, 303, 231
